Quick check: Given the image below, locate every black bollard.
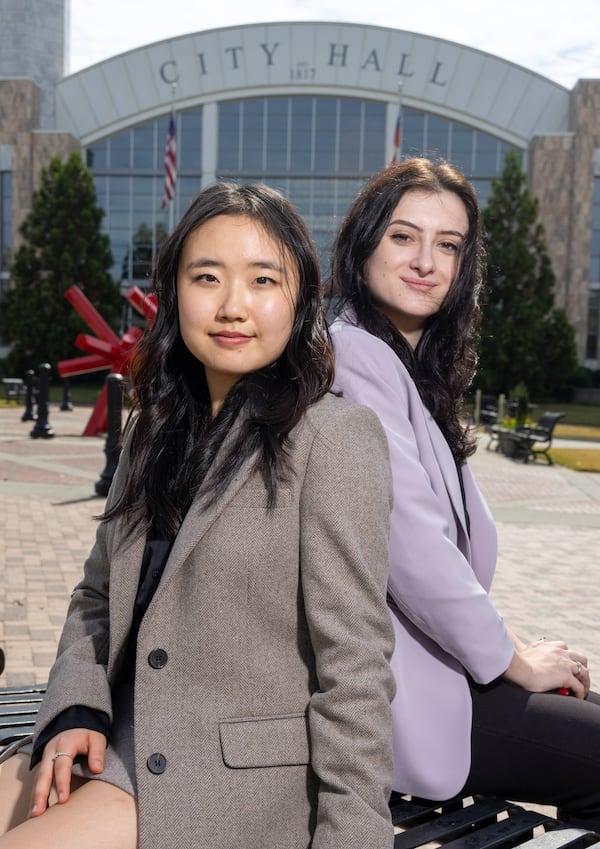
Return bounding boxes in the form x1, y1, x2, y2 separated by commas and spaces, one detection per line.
60, 377, 73, 411
30, 363, 55, 439
95, 373, 124, 497
21, 369, 37, 422
0, 647, 4, 676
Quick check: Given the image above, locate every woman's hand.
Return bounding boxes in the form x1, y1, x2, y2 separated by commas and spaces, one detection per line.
503, 638, 590, 698
29, 728, 107, 817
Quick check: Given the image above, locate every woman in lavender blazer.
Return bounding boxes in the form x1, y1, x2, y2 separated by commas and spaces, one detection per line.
330, 158, 600, 828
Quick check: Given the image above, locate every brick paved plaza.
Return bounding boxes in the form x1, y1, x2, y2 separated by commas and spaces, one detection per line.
0, 402, 599, 687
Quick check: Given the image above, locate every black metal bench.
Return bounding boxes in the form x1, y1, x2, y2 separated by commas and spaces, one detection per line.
487, 412, 566, 465
487, 427, 529, 460
514, 412, 566, 465
1, 686, 599, 849
1, 378, 26, 403
0, 684, 46, 764
390, 792, 600, 849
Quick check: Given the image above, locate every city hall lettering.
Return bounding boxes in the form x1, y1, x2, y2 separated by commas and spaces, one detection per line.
158, 42, 448, 87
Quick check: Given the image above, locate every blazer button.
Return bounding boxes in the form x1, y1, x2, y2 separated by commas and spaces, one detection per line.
147, 753, 167, 774
148, 649, 168, 669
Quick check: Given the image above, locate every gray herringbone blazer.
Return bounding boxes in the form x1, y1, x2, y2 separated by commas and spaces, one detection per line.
34, 393, 396, 849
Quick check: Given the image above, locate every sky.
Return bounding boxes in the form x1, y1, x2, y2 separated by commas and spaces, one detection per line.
69, 0, 600, 89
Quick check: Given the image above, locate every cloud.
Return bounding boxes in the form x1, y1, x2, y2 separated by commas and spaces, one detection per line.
68, 0, 600, 87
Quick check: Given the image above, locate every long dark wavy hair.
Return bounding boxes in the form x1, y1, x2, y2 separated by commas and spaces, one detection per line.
103, 182, 334, 535
330, 157, 483, 462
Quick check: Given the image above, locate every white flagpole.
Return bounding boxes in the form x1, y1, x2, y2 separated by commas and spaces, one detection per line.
390, 80, 403, 166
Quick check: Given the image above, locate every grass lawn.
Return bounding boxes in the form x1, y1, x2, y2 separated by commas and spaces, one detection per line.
0, 378, 132, 409
539, 411, 600, 472
549, 448, 600, 472
534, 401, 600, 428
48, 379, 109, 405
472, 400, 600, 475
555, 423, 600, 440
547, 412, 600, 472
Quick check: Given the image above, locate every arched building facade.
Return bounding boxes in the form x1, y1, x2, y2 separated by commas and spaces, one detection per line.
1, 12, 600, 366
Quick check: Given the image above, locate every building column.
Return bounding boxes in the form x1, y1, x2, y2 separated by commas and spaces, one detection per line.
201, 101, 218, 187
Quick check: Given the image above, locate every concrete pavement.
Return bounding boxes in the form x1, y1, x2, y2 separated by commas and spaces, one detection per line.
0, 401, 599, 687
470, 434, 600, 680
1, 403, 107, 685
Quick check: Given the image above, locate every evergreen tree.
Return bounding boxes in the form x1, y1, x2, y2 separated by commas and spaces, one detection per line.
0, 151, 119, 376
477, 150, 577, 399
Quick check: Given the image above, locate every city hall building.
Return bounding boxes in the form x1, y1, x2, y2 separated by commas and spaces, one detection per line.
1, 0, 600, 366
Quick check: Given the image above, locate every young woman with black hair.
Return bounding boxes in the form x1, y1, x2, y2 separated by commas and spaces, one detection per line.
330, 157, 600, 828
0, 182, 396, 849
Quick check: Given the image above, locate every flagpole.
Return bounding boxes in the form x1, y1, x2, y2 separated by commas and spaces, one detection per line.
390, 80, 403, 166
168, 82, 177, 234
160, 82, 177, 229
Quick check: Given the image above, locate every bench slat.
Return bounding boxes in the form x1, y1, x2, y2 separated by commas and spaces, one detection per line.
0, 727, 35, 747
439, 809, 551, 849
394, 797, 511, 849
0, 703, 44, 716
390, 794, 450, 826
0, 714, 37, 732
0, 735, 33, 765
0, 685, 47, 699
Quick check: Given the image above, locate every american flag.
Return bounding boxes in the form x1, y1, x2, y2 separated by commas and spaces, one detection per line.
160, 111, 177, 209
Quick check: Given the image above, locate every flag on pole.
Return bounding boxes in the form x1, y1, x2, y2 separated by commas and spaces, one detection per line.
160, 110, 177, 209
389, 84, 403, 165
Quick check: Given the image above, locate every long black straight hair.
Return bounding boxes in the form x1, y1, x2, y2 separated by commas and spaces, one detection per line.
330, 157, 483, 462
103, 182, 334, 535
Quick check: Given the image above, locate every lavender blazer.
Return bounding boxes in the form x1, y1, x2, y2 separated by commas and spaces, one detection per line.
332, 317, 514, 800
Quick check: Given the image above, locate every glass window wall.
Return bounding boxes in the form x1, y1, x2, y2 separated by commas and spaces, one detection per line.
85, 97, 519, 285
87, 108, 203, 291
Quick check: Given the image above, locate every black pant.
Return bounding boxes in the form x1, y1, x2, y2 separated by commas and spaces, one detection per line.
461, 678, 600, 829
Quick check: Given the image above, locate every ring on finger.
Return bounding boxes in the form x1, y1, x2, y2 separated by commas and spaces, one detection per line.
52, 751, 74, 762
574, 662, 583, 677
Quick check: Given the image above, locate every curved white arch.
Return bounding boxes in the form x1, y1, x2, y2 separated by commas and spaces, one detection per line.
56, 21, 569, 147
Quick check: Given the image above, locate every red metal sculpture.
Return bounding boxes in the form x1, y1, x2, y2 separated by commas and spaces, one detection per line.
58, 285, 157, 436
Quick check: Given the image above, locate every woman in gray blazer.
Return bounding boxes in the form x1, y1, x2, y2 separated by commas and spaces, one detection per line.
0, 183, 396, 848
329, 158, 600, 828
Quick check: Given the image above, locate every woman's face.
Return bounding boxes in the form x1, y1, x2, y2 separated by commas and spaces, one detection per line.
177, 214, 299, 414
364, 189, 468, 347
